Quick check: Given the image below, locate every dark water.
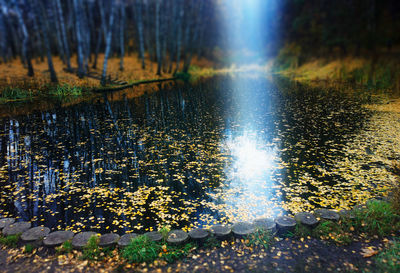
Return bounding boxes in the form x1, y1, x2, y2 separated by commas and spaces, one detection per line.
0, 76, 373, 233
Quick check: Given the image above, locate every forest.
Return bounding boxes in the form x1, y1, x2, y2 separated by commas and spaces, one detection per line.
1, 0, 399, 86
0, 0, 216, 85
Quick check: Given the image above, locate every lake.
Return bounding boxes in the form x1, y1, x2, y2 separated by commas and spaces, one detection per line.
0, 75, 396, 233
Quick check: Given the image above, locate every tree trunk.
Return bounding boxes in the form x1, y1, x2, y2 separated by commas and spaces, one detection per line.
119, 0, 125, 71
73, 0, 85, 78
100, 0, 117, 86
155, 0, 162, 75
55, 0, 71, 70
11, 0, 34, 76
37, 0, 58, 82
183, 1, 203, 73
174, 0, 184, 73
92, 29, 102, 69
0, 10, 7, 62
134, 0, 145, 69
51, 1, 65, 64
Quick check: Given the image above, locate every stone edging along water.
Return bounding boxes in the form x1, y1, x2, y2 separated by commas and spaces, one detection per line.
0, 198, 387, 249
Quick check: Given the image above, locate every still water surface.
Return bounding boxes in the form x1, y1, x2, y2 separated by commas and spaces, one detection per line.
0, 76, 388, 233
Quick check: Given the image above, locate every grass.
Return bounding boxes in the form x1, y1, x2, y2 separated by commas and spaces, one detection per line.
160, 242, 194, 263
49, 84, 83, 97
293, 199, 399, 245
350, 200, 400, 237
24, 243, 35, 254
159, 225, 171, 241
274, 44, 400, 93
56, 240, 73, 254
245, 227, 274, 249
313, 220, 353, 245
121, 226, 195, 264
373, 238, 400, 273
0, 234, 21, 247
121, 235, 161, 264
80, 235, 104, 261
0, 87, 33, 103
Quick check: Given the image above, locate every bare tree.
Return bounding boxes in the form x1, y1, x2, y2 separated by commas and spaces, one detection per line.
100, 0, 117, 86
119, 0, 126, 71
72, 0, 85, 78
55, 0, 71, 70
174, 0, 184, 73
133, 0, 146, 69
9, 0, 34, 76
34, 0, 58, 82
155, 0, 161, 75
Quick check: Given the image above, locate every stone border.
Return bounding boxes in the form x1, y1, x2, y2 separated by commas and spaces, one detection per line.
0, 198, 389, 249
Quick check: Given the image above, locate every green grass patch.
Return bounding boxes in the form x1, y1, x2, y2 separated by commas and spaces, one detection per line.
80, 235, 104, 261
0, 87, 33, 103
49, 84, 83, 97
159, 225, 171, 241
121, 235, 161, 263
374, 238, 400, 273
160, 243, 194, 263
0, 233, 21, 247
313, 220, 353, 245
56, 240, 73, 254
351, 200, 400, 237
24, 243, 35, 253
245, 227, 273, 249
121, 233, 195, 264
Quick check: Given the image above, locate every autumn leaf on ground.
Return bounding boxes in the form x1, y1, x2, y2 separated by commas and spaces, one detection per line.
360, 247, 378, 258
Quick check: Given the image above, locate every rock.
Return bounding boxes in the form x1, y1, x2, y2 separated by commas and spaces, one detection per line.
0, 218, 15, 230
167, 230, 189, 245
275, 216, 296, 232
2, 221, 31, 236
118, 233, 138, 248
21, 226, 50, 242
209, 225, 231, 240
43, 230, 74, 247
231, 222, 255, 238
99, 233, 120, 247
314, 209, 340, 221
295, 212, 319, 227
144, 231, 163, 242
253, 218, 276, 233
188, 228, 210, 242
72, 232, 99, 249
